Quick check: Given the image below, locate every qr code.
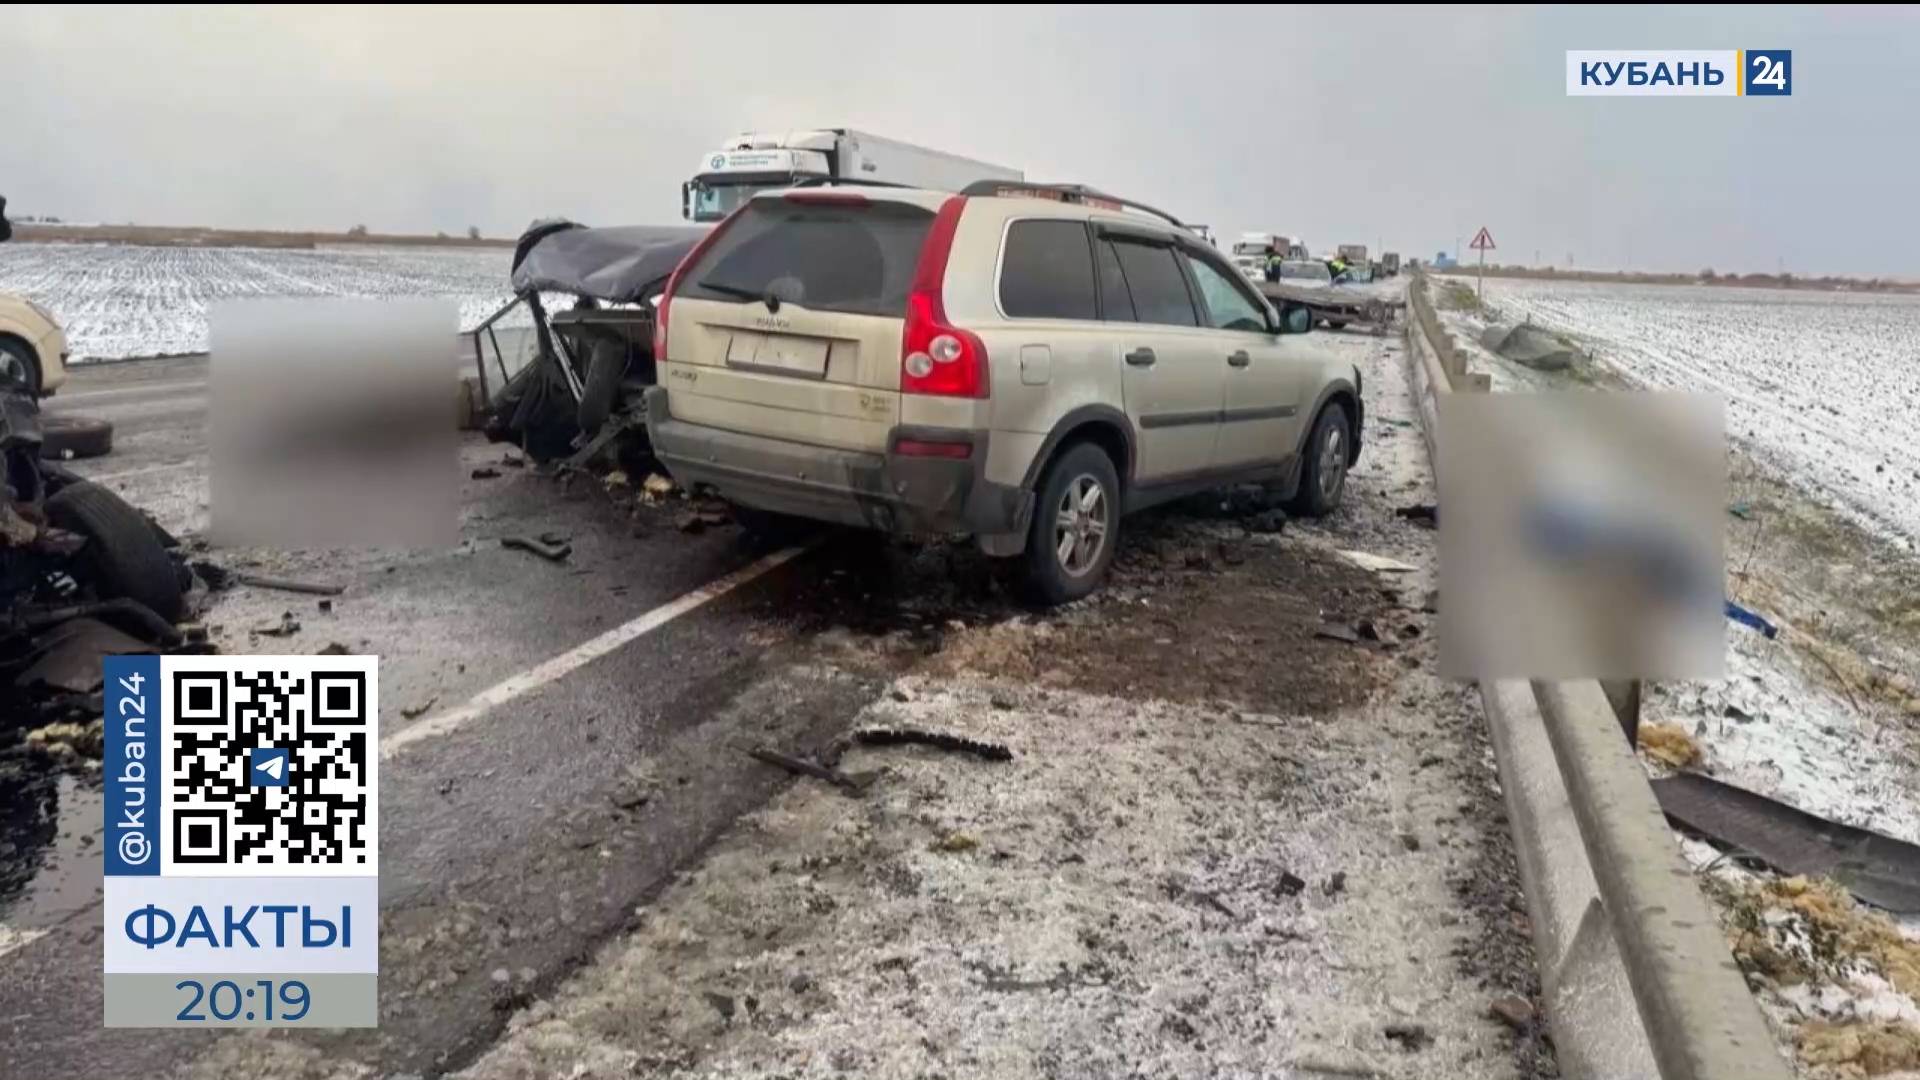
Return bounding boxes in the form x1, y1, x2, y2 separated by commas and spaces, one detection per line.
162, 656, 379, 875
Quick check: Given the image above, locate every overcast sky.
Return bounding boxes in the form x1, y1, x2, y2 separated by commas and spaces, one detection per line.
5, 6, 1914, 275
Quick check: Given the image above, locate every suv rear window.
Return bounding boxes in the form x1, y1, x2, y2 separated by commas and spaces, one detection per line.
1111, 241, 1198, 327
999, 220, 1096, 320
677, 199, 934, 317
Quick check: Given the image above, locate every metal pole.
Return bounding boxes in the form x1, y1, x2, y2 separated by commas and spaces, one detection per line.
1478, 246, 1485, 303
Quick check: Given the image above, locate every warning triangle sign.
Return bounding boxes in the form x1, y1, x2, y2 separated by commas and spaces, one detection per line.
1469, 227, 1496, 251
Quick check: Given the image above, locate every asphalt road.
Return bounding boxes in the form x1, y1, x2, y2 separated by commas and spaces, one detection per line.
0, 357, 902, 1078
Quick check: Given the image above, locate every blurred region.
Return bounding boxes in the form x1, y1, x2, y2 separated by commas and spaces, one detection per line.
1439, 391, 1724, 680
210, 298, 458, 549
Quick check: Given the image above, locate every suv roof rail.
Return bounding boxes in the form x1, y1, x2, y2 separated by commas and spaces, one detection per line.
787, 176, 916, 190
956, 181, 1188, 231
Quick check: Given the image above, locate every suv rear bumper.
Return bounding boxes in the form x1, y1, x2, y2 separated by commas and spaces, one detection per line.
646, 388, 1032, 538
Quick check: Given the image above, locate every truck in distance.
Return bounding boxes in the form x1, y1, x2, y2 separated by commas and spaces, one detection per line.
1230, 233, 1308, 281
682, 129, 1022, 223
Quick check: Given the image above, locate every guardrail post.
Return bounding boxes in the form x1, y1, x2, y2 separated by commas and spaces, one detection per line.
1531, 680, 1792, 1080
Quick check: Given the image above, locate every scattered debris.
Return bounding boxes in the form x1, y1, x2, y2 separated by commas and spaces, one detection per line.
1488, 993, 1535, 1031
1729, 500, 1754, 520
989, 691, 1017, 711
1247, 509, 1288, 534
317, 642, 352, 656
1339, 549, 1418, 574
1276, 871, 1307, 897
24, 719, 104, 759
1722, 703, 1754, 723
1399, 832, 1423, 852
603, 469, 632, 490
1661, 775, 1920, 912
1383, 1022, 1433, 1051
1324, 871, 1348, 896
673, 502, 731, 532
471, 467, 501, 480
853, 728, 1013, 762
400, 697, 438, 720
190, 559, 235, 591
501, 535, 572, 562
1394, 504, 1439, 529
317, 598, 333, 614
642, 473, 677, 499
15, 617, 154, 693
746, 746, 873, 794
501, 453, 526, 468
1725, 598, 1779, 639
1638, 722, 1705, 770
253, 611, 301, 637
1315, 623, 1368, 646
237, 573, 344, 597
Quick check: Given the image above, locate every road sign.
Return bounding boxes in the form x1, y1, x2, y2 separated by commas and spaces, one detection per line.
1469, 227, 1496, 251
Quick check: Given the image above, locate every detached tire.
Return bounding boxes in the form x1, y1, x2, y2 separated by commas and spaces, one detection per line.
576, 339, 627, 435
40, 414, 114, 459
1287, 404, 1352, 519
1021, 441, 1120, 606
46, 481, 184, 622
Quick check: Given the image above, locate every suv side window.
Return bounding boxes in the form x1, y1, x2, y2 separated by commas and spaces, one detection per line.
1184, 253, 1269, 333
1095, 240, 1136, 322
999, 220, 1097, 320
1110, 240, 1198, 327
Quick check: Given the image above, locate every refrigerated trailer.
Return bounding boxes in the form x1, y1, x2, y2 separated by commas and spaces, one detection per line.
682, 129, 1022, 223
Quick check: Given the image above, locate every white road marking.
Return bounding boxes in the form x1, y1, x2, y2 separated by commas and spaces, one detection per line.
52, 379, 208, 404
0, 925, 50, 962
76, 460, 203, 483
381, 543, 813, 757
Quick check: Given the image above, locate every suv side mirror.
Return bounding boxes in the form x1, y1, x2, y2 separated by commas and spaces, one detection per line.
1280, 306, 1312, 334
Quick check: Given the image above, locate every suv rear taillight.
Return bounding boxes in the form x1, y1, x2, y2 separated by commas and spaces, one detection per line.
901, 195, 988, 399
653, 212, 739, 361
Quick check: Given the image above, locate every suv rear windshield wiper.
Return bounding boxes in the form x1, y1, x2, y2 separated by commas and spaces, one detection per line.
697, 279, 769, 303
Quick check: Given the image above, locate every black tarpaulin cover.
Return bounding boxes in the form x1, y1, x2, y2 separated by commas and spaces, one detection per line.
509, 219, 707, 303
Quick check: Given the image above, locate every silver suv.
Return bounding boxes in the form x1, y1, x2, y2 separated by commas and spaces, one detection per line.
647, 183, 1362, 603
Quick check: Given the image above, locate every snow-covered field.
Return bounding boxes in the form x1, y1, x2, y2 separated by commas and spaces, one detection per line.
1427, 274, 1920, 1074
1474, 277, 1920, 548
0, 243, 518, 360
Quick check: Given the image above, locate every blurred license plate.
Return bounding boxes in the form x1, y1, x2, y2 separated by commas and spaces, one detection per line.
727, 333, 828, 379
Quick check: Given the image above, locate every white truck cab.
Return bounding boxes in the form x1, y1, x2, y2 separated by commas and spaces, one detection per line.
682, 129, 1021, 223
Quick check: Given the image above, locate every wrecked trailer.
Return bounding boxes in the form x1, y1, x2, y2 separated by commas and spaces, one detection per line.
474, 220, 706, 464
1258, 281, 1403, 334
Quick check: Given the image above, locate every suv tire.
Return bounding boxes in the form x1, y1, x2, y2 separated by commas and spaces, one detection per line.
0, 338, 40, 397
1022, 442, 1120, 606
1287, 404, 1351, 518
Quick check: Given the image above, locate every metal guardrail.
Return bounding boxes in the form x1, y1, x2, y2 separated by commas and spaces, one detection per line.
1404, 270, 1792, 1080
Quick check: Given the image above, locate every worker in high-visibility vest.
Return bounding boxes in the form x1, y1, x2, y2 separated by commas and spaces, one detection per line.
1264, 252, 1283, 283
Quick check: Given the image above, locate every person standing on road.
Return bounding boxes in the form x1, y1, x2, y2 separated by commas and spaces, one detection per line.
0, 195, 11, 243
1265, 251, 1282, 282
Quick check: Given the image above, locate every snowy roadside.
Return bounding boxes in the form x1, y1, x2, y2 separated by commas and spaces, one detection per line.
432, 327, 1548, 1080
1426, 272, 1920, 1078
176, 323, 1553, 1080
